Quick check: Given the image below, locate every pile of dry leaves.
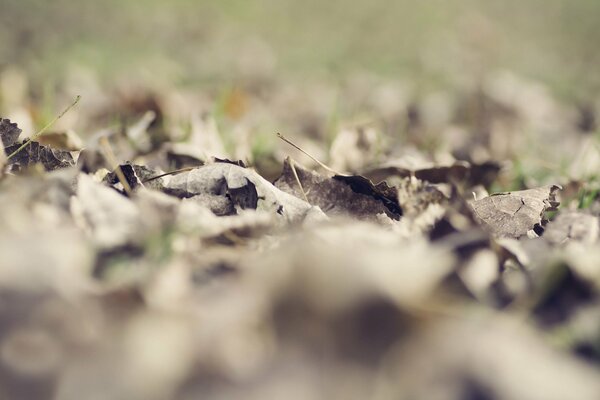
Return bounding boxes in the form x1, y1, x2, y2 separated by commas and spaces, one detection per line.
1, 73, 600, 400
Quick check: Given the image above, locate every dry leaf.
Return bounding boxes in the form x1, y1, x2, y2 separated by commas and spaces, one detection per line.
471, 185, 561, 238
104, 163, 162, 192
0, 118, 22, 147
544, 211, 599, 245
274, 157, 401, 221
5, 141, 75, 172
163, 162, 324, 223
329, 125, 380, 172
364, 160, 500, 187
71, 173, 142, 249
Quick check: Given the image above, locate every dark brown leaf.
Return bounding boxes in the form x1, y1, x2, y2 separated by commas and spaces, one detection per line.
0, 119, 22, 148
274, 157, 402, 221
4, 141, 75, 172
104, 163, 162, 191
364, 160, 501, 187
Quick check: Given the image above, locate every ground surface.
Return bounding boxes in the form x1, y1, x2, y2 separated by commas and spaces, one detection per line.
2, 2, 600, 400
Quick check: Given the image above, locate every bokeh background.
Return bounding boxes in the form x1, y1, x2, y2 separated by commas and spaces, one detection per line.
3, 0, 600, 96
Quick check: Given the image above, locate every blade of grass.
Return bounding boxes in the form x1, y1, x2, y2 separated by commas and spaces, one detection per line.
7, 95, 81, 160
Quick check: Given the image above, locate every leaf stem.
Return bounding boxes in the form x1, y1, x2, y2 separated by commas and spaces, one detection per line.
276, 132, 339, 174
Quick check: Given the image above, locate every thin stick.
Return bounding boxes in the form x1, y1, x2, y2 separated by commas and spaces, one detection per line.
7, 95, 81, 160
276, 132, 339, 175
99, 136, 133, 196
143, 167, 197, 183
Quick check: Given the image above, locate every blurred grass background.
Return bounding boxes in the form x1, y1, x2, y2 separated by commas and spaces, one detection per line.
1, 0, 600, 101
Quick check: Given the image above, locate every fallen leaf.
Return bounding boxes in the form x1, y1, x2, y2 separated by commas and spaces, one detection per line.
0, 118, 22, 147
71, 173, 142, 249
162, 162, 323, 223
189, 113, 227, 159
470, 185, 561, 238
5, 141, 75, 172
544, 211, 599, 245
177, 200, 275, 241
126, 110, 155, 152
274, 157, 402, 221
364, 160, 501, 187
329, 125, 380, 172
104, 163, 162, 192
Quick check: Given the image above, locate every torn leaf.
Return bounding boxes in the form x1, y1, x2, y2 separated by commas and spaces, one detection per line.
470, 185, 561, 238
5, 141, 75, 172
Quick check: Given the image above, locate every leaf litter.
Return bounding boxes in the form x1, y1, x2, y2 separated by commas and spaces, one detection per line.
1, 74, 600, 400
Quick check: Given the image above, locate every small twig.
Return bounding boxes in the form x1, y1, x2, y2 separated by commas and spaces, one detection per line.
8, 95, 81, 160
276, 132, 339, 175
99, 136, 133, 195
143, 167, 197, 183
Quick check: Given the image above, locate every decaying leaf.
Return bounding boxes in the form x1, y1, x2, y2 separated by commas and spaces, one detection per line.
395, 176, 446, 215
274, 157, 401, 221
471, 185, 561, 238
104, 163, 162, 191
0, 118, 22, 147
71, 173, 142, 249
329, 125, 380, 172
544, 211, 599, 245
364, 160, 501, 187
389, 177, 448, 237
162, 161, 324, 223
177, 200, 275, 240
4, 141, 76, 172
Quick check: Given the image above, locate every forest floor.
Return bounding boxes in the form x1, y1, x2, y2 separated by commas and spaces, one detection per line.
2, 2, 600, 399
